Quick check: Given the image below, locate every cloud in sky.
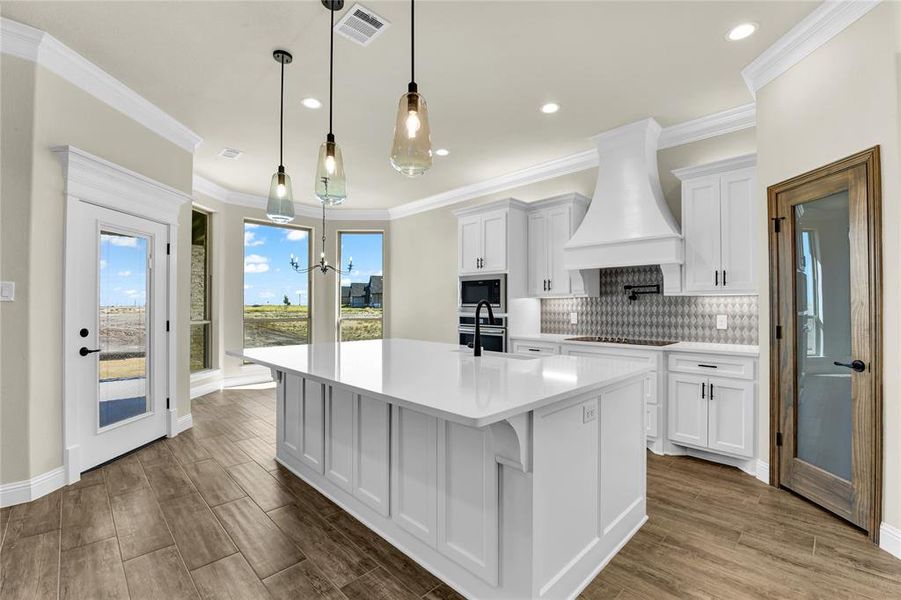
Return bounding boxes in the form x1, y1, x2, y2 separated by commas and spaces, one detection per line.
117, 270, 132, 277
285, 230, 307, 241
244, 231, 264, 247
100, 260, 107, 270
244, 254, 270, 273
258, 290, 275, 299
103, 234, 138, 247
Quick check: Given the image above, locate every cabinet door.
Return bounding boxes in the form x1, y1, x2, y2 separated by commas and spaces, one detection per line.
719, 169, 757, 292
547, 206, 572, 295
707, 378, 754, 457
353, 395, 390, 516
667, 374, 708, 447
325, 387, 354, 492
459, 215, 482, 274
527, 211, 548, 296
682, 177, 722, 293
392, 407, 438, 545
480, 210, 507, 272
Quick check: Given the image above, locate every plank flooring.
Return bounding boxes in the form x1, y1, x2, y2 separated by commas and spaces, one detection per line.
2, 384, 900, 599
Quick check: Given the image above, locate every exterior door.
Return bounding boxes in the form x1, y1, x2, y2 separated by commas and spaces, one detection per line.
682, 176, 721, 293
70, 201, 168, 471
480, 210, 507, 272
769, 148, 882, 538
667, 374, 708, 447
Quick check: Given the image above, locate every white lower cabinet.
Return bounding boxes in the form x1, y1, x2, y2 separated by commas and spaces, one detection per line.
667, 372, 754, 458
353, 395, 390, 516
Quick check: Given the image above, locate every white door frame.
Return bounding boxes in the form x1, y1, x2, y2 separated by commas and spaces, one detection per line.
57, 146, 189, 485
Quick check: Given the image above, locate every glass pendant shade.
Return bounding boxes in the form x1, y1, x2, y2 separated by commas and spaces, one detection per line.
266, 168, 295, 223
314, 135, 347, 206
390, 87, 432, 177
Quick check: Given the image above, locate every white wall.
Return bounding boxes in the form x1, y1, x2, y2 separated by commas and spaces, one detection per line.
755, 2, 901, 530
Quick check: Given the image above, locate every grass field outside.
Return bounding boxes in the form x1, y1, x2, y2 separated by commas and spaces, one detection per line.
243, 304, 383, 346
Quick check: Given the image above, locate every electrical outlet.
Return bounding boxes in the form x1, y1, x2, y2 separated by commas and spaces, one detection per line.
583, 402, 597, 423
0, 281, 14, 302
570, 312, 578, 325
716, 314, 728, 330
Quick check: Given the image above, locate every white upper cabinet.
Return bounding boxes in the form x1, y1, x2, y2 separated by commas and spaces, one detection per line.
480, 210, 508, 273
525, 194, 596, 298
456, 206, 516, 275
675, 156, 757, 295
459, 215, 482, 275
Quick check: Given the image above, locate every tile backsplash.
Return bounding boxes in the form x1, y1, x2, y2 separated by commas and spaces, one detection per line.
541, 266, 758, 345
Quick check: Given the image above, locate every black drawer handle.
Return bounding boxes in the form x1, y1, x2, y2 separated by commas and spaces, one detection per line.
698, 364, 718, 369
528, 348, 540, 352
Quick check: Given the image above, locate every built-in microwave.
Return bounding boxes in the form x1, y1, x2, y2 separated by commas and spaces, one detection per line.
459, 274, 506, 312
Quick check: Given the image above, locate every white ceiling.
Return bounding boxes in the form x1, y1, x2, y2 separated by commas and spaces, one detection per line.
2, 1, 814, 209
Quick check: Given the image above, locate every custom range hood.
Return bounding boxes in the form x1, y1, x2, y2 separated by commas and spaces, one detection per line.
564, 118, 683, 293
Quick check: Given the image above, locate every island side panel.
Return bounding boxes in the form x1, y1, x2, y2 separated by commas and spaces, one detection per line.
531, 374, 648, 599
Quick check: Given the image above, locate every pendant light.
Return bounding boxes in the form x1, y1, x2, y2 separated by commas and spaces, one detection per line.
390, 0, 432, 177
266, 49, 296, 223
314, 0, 347, 206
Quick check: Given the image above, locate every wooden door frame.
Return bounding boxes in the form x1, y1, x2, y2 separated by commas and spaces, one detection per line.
767, 146, 883, 542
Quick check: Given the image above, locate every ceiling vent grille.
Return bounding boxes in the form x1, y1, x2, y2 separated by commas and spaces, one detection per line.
217, 147, 243, 159
335, 3, 390, 46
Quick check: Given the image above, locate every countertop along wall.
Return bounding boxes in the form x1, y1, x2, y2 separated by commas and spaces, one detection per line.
387, 129, 756, 344
0, 55, 194, 485
755, 2, 901, 533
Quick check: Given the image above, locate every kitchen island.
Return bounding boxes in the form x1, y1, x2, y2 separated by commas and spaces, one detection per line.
228, 339, 650, 599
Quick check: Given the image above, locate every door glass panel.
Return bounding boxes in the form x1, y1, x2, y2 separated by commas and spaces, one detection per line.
99, 231, 149, 428
793, 191, 852, 481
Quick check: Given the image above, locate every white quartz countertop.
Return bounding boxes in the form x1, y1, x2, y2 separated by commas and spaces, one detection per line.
227, 339, 651, 428
509, 333, 759, 356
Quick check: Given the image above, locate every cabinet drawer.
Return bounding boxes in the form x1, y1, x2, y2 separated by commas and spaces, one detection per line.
511, 341, 560, 355
561, 345, 657, 367
667, 353, 756, 380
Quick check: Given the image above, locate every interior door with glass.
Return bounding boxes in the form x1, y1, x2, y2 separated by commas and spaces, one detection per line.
70, 201, 168, 471
769, 148, 881, 538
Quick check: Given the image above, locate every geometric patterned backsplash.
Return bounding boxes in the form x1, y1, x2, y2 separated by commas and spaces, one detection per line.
541, 265, 759, 345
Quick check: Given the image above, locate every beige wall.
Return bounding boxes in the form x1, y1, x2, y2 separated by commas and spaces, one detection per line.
0, 56, 193, 484
190, 194, 389, 383
755, 3, 901, 529
388, 133, 757, 344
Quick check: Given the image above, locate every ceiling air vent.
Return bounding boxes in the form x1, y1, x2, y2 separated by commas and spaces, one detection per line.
334, 3, 390, 47
218, 147, 243, 160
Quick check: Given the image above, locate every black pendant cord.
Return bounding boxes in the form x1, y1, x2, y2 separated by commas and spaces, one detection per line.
279, 57, 285, 167
329, 5, 335, 136
410, 0, 415, 84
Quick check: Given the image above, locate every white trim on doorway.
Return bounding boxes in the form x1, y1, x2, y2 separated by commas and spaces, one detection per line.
881, 522, 901, 559
58, 145, 191, 487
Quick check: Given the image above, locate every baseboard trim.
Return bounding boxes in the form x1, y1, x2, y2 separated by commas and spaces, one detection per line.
755, 459, 770, 485
0, 466, 67, 508
880, 522, 901, 559
223, 372, 274, 388
172, 413, 193, 436
191, 379, 223, 399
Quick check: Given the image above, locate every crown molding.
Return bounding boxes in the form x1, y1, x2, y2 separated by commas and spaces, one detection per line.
55, 145, 191, 225
657, 103, 756, 149
672, 153, 757, 181
740, 0, 881, 97
192, 175, 391, 222
1, 18, 202, 153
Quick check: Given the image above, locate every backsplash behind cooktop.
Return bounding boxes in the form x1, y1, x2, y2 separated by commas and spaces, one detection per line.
541, 266, 758, 345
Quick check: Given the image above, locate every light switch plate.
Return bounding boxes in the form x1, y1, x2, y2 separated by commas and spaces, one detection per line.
570, 312, 578, 325
0, 281, 14, 302
583, 402, 597, 423
716, 314, 727, 330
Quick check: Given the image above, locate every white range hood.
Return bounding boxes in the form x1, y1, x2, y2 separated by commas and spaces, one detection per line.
563, 118, 683, 293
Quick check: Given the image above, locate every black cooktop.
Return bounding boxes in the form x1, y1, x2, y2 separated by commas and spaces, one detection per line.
565, 336, 677, 347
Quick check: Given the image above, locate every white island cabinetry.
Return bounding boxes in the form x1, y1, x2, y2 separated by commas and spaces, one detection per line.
231, 340, 650, 600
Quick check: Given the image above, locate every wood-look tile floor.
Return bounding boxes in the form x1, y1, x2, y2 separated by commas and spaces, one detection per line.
2, 385, 900, 599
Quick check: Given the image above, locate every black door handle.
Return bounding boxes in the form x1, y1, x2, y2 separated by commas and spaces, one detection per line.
79, 347, 101, 356
701, 382, 706, 399
833, 360, 865, 372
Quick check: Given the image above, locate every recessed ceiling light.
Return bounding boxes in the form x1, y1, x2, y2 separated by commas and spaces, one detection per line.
435, 148, 449, 157
726, 22, 758, 41
218, 147, 243, 159
301, 97, 322, 109
540, 102, 560, 114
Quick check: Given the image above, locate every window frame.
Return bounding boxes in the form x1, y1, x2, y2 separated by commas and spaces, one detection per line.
190, 207, 212, 373
242, 218, 313, 349
336, 229, 385, 342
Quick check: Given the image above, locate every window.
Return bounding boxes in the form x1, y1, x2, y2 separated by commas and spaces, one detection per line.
243, 220, 311, 348
190, 209, 211, 372
799, 228, 824, 357
338, 231, 384, 341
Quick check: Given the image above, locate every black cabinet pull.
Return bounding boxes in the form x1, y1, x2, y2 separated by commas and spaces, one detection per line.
79, 347, 101, 357
528, 348, 540, 352
701, 382, 706, 399
715, 270, 719, 286
722, 270, 727, 286
710, 383, 715, 400
698, 364, 718, 369
548, 279, 551, 290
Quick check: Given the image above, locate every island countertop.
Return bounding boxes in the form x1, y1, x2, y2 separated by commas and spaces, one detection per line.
228, 338, 651, 428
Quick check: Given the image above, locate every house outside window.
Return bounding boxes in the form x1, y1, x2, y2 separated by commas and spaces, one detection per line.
243, 220, 312, 348
338, 231, 384, 341
190, 208, 212, 372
